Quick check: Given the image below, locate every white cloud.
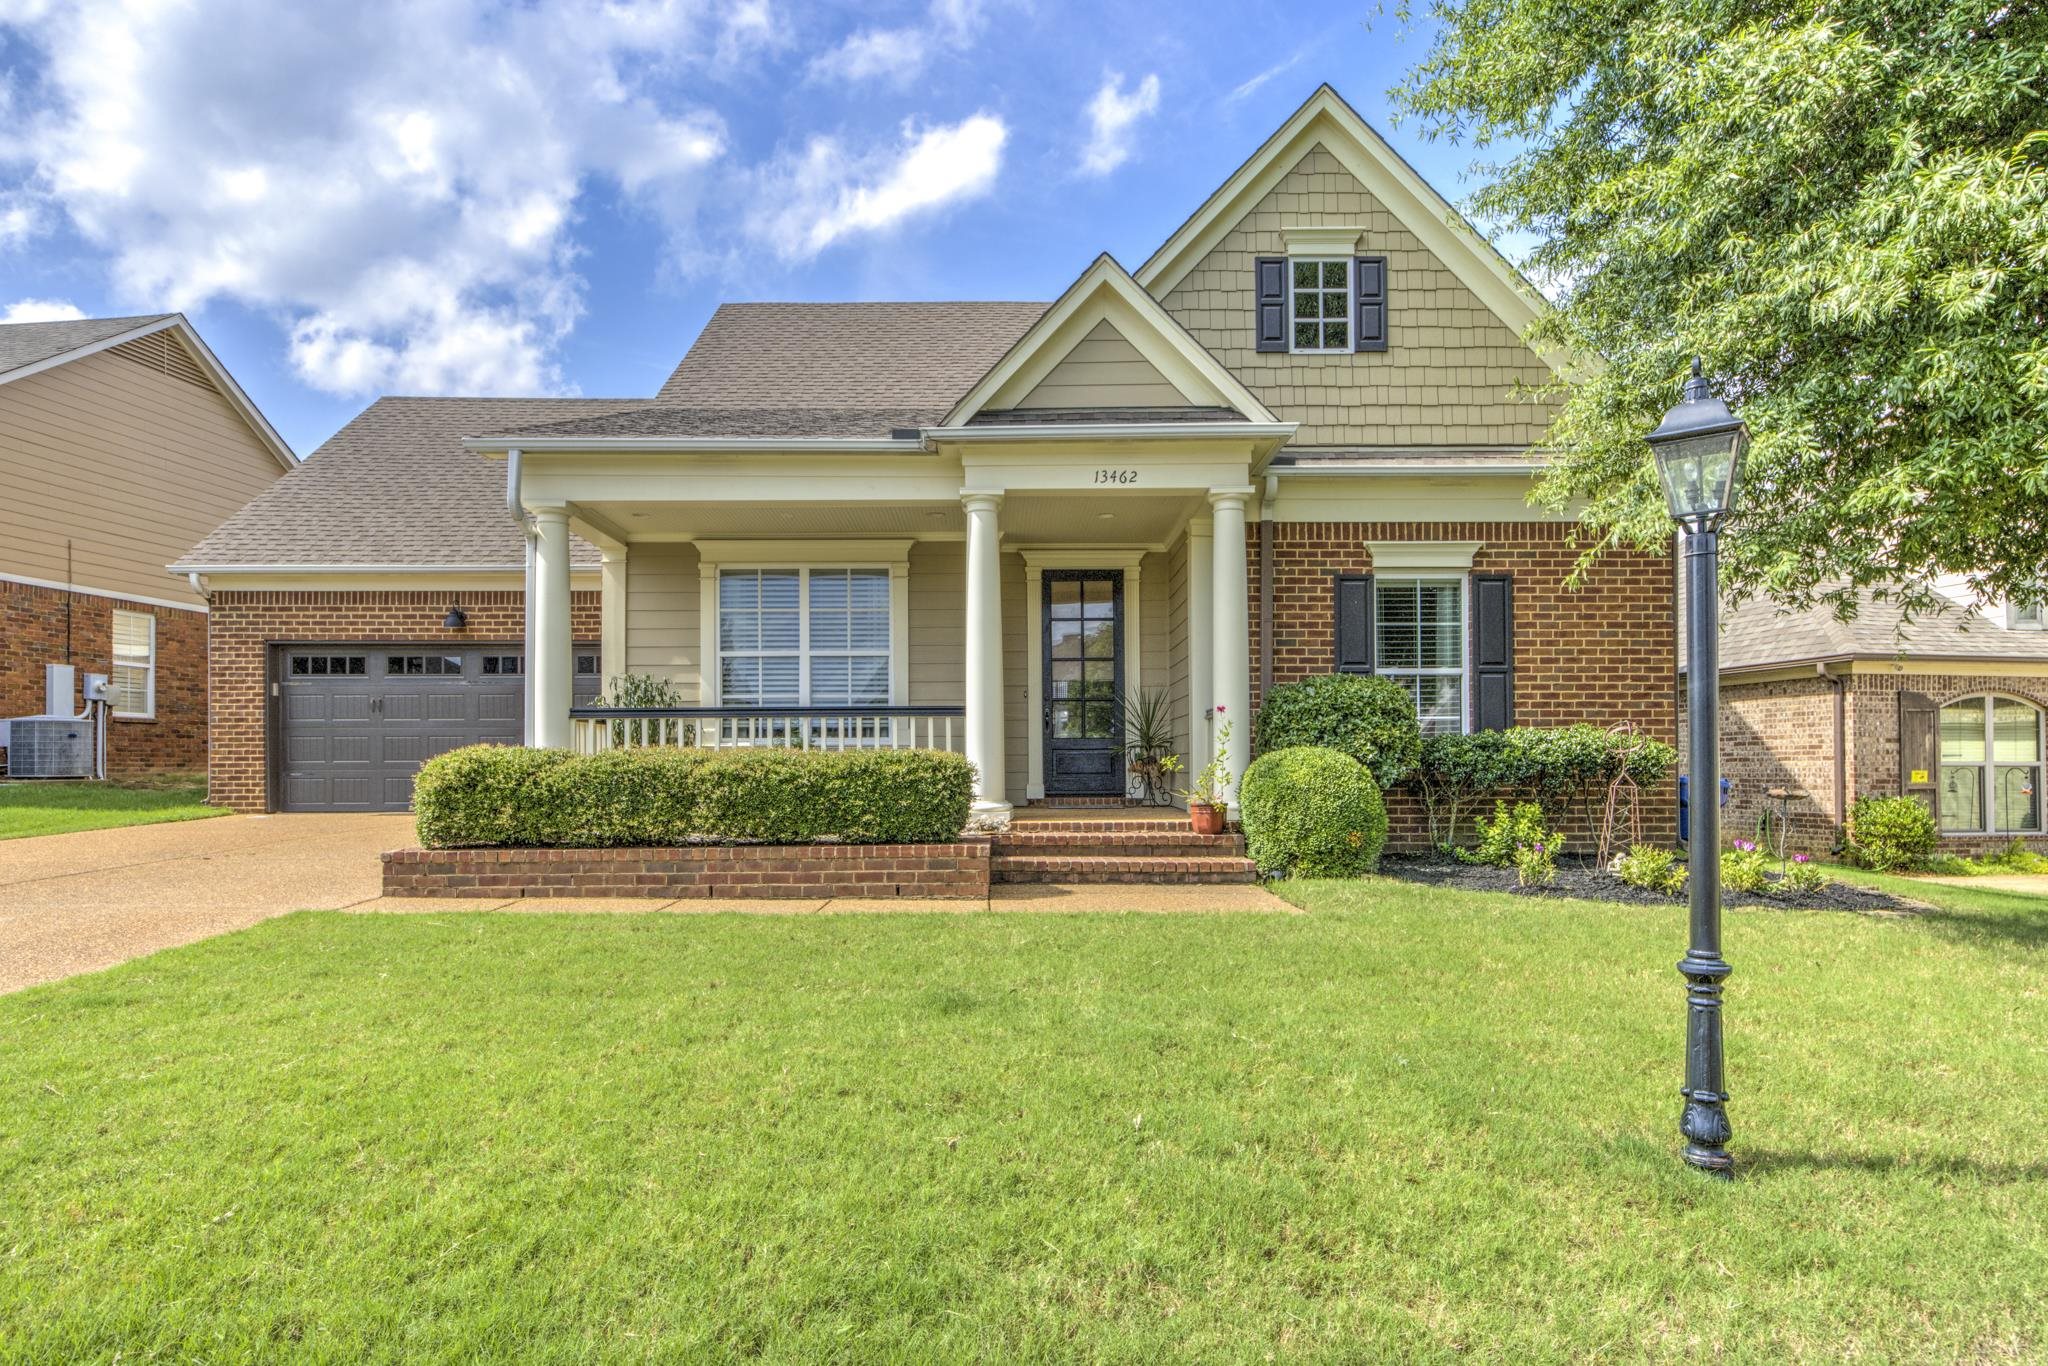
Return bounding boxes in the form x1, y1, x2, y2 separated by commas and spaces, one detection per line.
750, 114, 1007, 260
1, 297, 84, 322
0, 0, 736, 397
807, 0, 987, 87
1080, 72, 1161, 177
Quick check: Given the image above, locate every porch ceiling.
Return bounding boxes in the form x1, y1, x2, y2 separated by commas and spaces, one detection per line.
584, 490, 1204, 547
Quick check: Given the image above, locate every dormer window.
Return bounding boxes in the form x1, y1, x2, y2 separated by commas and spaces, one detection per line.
1292, 259, 1351, 352
2009, 600, 2044, 630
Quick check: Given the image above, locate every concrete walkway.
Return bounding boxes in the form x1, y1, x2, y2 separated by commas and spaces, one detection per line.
1, 815, 1295, 994
1914, 873, 2048, 897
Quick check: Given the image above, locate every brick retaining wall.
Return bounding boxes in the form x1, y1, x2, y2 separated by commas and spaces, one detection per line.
383, 841, 993, 899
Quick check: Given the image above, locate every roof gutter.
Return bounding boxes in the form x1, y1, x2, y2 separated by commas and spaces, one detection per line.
920, 422, 1296, 443
1267, 461, 1545, 476
466, 435, 927, 454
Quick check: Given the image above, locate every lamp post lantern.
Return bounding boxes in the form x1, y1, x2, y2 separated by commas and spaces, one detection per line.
1647, 358, 1750, 1179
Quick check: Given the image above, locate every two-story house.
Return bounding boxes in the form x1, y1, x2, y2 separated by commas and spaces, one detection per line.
175, 85, 1676, 839
1, 314, 294, 777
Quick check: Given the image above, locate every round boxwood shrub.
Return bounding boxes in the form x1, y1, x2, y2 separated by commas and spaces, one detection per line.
1846, 794, 1938, 871
1253, 673, 1422, 788
1239, 745, 1388, 878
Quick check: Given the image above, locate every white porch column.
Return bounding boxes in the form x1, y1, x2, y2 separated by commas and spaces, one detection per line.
1185, 516, 1214, 774
962, 492, 1010, 814
600, 546, 628, 689
1208, 488, 1253, 812
530, 505, 574, 749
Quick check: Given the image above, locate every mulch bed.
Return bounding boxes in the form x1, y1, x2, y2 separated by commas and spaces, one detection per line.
1380, 855, 1919, 912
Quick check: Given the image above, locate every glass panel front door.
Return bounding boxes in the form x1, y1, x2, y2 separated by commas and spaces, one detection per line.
1043, 570, 1124, 795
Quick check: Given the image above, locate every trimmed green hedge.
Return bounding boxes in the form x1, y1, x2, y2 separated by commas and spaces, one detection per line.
1412, 725, 1679, 848
1240, 745, 1388, 878
413, 745, 975, 849
1253, 673, 1423, 788
1846, 794, 1938, 871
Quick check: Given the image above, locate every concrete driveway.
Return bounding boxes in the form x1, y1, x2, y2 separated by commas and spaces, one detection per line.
0, 813, 411, 994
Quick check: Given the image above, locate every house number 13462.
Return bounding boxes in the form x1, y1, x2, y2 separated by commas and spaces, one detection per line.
1093, 468, 1138, 485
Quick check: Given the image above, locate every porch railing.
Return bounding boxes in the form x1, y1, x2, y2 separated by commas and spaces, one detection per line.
568, 705, 965, 756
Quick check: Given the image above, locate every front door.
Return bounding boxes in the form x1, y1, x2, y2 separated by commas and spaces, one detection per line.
1043, 570, 1124, 796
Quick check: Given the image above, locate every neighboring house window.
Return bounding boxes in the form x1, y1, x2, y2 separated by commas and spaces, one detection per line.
110, 610, 155, 718
1939, 695, 2044, 835
1291, 258, 1351, 353
1374, 578, 1465, 735
717, 568, 889, 709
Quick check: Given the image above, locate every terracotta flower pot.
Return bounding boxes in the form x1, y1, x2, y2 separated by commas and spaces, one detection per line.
1188, 801, 1226, 835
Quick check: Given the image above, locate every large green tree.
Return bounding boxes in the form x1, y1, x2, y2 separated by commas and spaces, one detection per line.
1395, 0, 2048, 614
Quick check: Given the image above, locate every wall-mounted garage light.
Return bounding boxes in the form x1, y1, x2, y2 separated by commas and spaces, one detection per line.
443, 602, 468, 631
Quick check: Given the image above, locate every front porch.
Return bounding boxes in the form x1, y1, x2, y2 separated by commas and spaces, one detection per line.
514, 474, 1264, 816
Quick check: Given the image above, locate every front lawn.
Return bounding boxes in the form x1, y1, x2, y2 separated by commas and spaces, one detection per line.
2, 878, 2043, 1359
0, 777, 221, 840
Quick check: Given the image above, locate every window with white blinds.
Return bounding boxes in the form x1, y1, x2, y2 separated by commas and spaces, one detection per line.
718, 568, 890, 708
110, 610, 156, 718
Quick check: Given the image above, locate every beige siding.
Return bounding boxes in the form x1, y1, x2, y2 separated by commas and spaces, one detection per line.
1140, 549, 1171, 707
0, 343, 285, 606
1158, 145, 1556, 448
1165, 531, 1191, 765
908, 542, 965, 707
623, 542, 702, 699
1014, 319, 1187, 410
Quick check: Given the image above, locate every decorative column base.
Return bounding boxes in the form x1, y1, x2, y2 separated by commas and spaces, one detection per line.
1677, 950, 1734, 1178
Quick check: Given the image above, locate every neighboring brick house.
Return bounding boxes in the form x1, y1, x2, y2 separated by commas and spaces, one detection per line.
177, 84, 1679, 843
0, 314, 295, 778
1688, 589, 2048, 857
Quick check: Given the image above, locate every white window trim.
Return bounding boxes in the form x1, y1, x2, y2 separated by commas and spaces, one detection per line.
696, 544, 910, 710
110, 609, 156, 720
2006, 600, 2045, 630
1938, 693, 2045, 837
1371, 574, 1470, 736
1289, 256, 1353, 355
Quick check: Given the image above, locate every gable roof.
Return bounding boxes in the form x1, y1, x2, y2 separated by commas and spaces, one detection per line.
0, 312, 297, 470
486, 404, 941, 441
1134, 84, 1558, 373
657, 301, 1048, 410
942, 254, 1281, 427
1711, 591, 2048, 672
176, 397, 652, 572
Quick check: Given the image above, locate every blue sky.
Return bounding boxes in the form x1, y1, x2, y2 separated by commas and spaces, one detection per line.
0, 0, 1500, 456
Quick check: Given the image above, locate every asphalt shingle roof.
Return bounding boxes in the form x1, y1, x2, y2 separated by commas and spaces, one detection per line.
656, 301, 1047, 410
493, 404, 946, 440
1714, 590, 2048, 670
177, 397, 654, 570
0, 314, 172, 377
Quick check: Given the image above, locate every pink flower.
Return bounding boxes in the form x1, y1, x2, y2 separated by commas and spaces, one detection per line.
1793, 853, 1810, 864
1215, 704, 1226, 714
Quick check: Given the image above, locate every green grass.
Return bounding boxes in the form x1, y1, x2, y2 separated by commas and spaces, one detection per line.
2, 878, 2044, 1361
0, 777, 221, 840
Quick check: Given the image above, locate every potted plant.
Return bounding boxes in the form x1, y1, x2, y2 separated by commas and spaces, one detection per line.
1119, 688, 1180, 806
1179, 715, 1233, 835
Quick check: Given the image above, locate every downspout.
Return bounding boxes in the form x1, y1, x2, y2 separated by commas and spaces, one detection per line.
506, 448, 536, 745
1258, 473, 1277, 706
1819, 661, 1847, 843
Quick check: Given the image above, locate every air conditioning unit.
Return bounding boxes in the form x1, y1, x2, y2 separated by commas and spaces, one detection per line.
4, 717, 92, 779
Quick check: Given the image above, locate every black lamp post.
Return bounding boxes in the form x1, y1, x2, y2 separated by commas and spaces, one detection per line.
1647, 358, 1750, 1179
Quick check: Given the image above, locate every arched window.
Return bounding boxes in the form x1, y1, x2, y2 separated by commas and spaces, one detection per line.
1939, 695, 2044, 835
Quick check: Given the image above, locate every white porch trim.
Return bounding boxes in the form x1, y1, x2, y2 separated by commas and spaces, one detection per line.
962, 493, 1009, 813
1208, 488, 1254, 812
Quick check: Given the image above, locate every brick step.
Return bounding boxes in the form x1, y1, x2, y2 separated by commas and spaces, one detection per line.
992, 830, 1245, 858
990, 854, 1260, 885
1004, 818, 1195, 834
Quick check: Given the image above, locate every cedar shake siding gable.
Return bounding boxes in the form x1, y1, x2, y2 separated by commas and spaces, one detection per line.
1158, 146, 1556, 449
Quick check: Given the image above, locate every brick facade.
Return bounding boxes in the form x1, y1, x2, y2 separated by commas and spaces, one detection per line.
1, 578, 208, 777
205, 589, 599, 812
1695, 669, 2048, 856
382, 841, 991, 899
1252, 521, 1681, 847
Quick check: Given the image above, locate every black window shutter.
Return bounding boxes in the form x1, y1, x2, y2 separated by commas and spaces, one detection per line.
1899, 690, 1938, 818
1255, 256, 1288, 353
1334, 575, 1373, 674
1354, 254, 1388, 352
1470, 573, 1514, 731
